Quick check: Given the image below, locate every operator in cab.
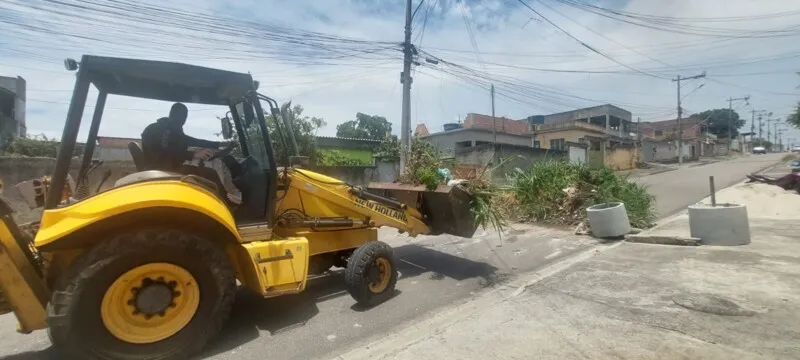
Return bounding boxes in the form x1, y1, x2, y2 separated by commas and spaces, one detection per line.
141, 102, 243, 204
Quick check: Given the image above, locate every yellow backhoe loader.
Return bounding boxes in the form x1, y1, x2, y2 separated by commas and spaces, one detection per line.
0, 55, 477, 360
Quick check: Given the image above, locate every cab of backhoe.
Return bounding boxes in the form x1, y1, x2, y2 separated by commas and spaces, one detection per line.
45, 55, 282, 226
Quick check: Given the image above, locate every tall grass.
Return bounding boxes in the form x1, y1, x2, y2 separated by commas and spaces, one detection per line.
507, 160, 655, 228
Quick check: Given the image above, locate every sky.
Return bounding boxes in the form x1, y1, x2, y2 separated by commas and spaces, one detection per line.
1, 0, 800, 147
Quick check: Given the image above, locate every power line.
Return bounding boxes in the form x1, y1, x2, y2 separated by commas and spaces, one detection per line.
515, 0, 668, 80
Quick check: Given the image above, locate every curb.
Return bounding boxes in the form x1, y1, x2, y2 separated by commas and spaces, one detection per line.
626, 234, 700, 246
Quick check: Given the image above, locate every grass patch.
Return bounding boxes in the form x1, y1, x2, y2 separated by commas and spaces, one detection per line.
507, 160, 655, 228
781, 154, 798, 162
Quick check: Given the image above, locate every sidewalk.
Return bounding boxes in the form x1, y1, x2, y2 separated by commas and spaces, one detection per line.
334, 182, 800, 360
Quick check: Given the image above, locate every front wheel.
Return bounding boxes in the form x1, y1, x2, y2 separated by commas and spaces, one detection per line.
46, 228, 235, 360
344, 241, 398, 306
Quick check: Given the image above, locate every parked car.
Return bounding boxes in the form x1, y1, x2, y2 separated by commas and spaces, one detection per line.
792, 160, 800, 173
792, 146, 800, 153
753, 146, 767, 154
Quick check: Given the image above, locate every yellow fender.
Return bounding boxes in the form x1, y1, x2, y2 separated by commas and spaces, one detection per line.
35, 180, 242, 248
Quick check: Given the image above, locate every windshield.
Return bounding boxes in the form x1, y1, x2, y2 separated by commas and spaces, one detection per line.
791, 160, 800, 167
233, 100, 271, 170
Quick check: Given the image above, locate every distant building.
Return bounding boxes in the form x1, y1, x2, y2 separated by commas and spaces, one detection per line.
420, 113, 533, 158
0, 76, 26, 149
531, 104, 635, 151
636, 116, 711, 141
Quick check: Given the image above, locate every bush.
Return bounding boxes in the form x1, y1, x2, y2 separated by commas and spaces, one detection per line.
508, 161, 655, 228
6, 137, 60, 157
317, 149, 371, 166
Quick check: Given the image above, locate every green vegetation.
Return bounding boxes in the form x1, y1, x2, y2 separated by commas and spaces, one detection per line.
400, 138, 442, 190
1, 135, 84, 158
317, 149, 371, 166
788, 101, 799, 129
336, 113, 392, 140
398, 139, 655, 234
782, 154, 798, 162
507, 160, 655, 229
695, 108, 745, 138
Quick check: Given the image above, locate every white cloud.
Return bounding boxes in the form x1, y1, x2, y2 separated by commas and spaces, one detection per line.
1, 0, 799, 144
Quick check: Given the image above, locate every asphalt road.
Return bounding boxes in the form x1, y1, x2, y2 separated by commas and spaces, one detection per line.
0, 153, 785, 360
635, 153, 785, 218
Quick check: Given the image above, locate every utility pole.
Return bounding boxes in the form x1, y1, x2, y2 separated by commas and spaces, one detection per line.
673, 73, 706, 164
491, 84, 496, 145
726, 95, 750, 154
399, 0, 414, 174
773, 122, 780, 148
637, 117, 641, 142
766, 114, 773, 151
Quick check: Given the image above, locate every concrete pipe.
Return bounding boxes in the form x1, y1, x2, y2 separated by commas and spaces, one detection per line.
586, 202, 631, 238
688, 203, 751, 246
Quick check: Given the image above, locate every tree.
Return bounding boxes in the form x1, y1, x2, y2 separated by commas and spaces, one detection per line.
269, 104, 326, 164
374, 136, 400, 161
336, 113, 392, 140
787, 101, 800, 129
222, 103, 326, 166
695, 109, 745, 138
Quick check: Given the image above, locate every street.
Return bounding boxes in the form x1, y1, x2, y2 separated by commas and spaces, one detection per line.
0, 154, 785, 360
635, 153, 785, 217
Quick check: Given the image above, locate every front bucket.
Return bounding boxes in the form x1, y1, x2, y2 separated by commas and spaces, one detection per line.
366, 183, 478, 238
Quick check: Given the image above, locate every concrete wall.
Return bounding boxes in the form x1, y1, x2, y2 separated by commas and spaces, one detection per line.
422, 129, 533, 158
454, 143, 566, 181
375, 160, 399, 182
715, 143, 729, 156
96, 147, 135, 161
309, 165, 379, 185
569, 145, 586, 165
642, 140, 701, 163
605, 147, 638, 171
0, 157, 137, 222
642, 141, 675, 162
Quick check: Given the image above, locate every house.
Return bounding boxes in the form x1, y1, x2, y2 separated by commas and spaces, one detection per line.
529, 104, 634, 149
0, 76, 26, 149
636, 116, 706, 141
529, 105, 637, 170
636, 116, 725, 162
419, 113, 533, 158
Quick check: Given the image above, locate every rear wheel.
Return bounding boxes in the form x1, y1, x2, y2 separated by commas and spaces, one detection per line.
344, 241, 398, 306
47, 228, 235, 360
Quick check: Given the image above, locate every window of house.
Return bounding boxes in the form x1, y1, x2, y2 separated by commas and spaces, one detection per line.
550, 138, 566, 150
655, 130, 664, 136
533, 140, 541, 148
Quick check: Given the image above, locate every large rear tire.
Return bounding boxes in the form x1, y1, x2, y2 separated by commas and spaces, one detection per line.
47, 228, 235, 360
344, 241, 398, 306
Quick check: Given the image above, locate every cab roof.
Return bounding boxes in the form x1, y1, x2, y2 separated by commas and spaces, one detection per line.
78, 55, 257, 106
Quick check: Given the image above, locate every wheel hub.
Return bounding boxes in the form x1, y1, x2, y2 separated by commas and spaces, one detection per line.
367, 257, 391, 293
130, 277, 179, 318
367, 264, 381, 284
102, 263, 200, 344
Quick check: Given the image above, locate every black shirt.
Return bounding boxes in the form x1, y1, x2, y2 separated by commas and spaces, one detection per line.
141, 117, 222, 171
